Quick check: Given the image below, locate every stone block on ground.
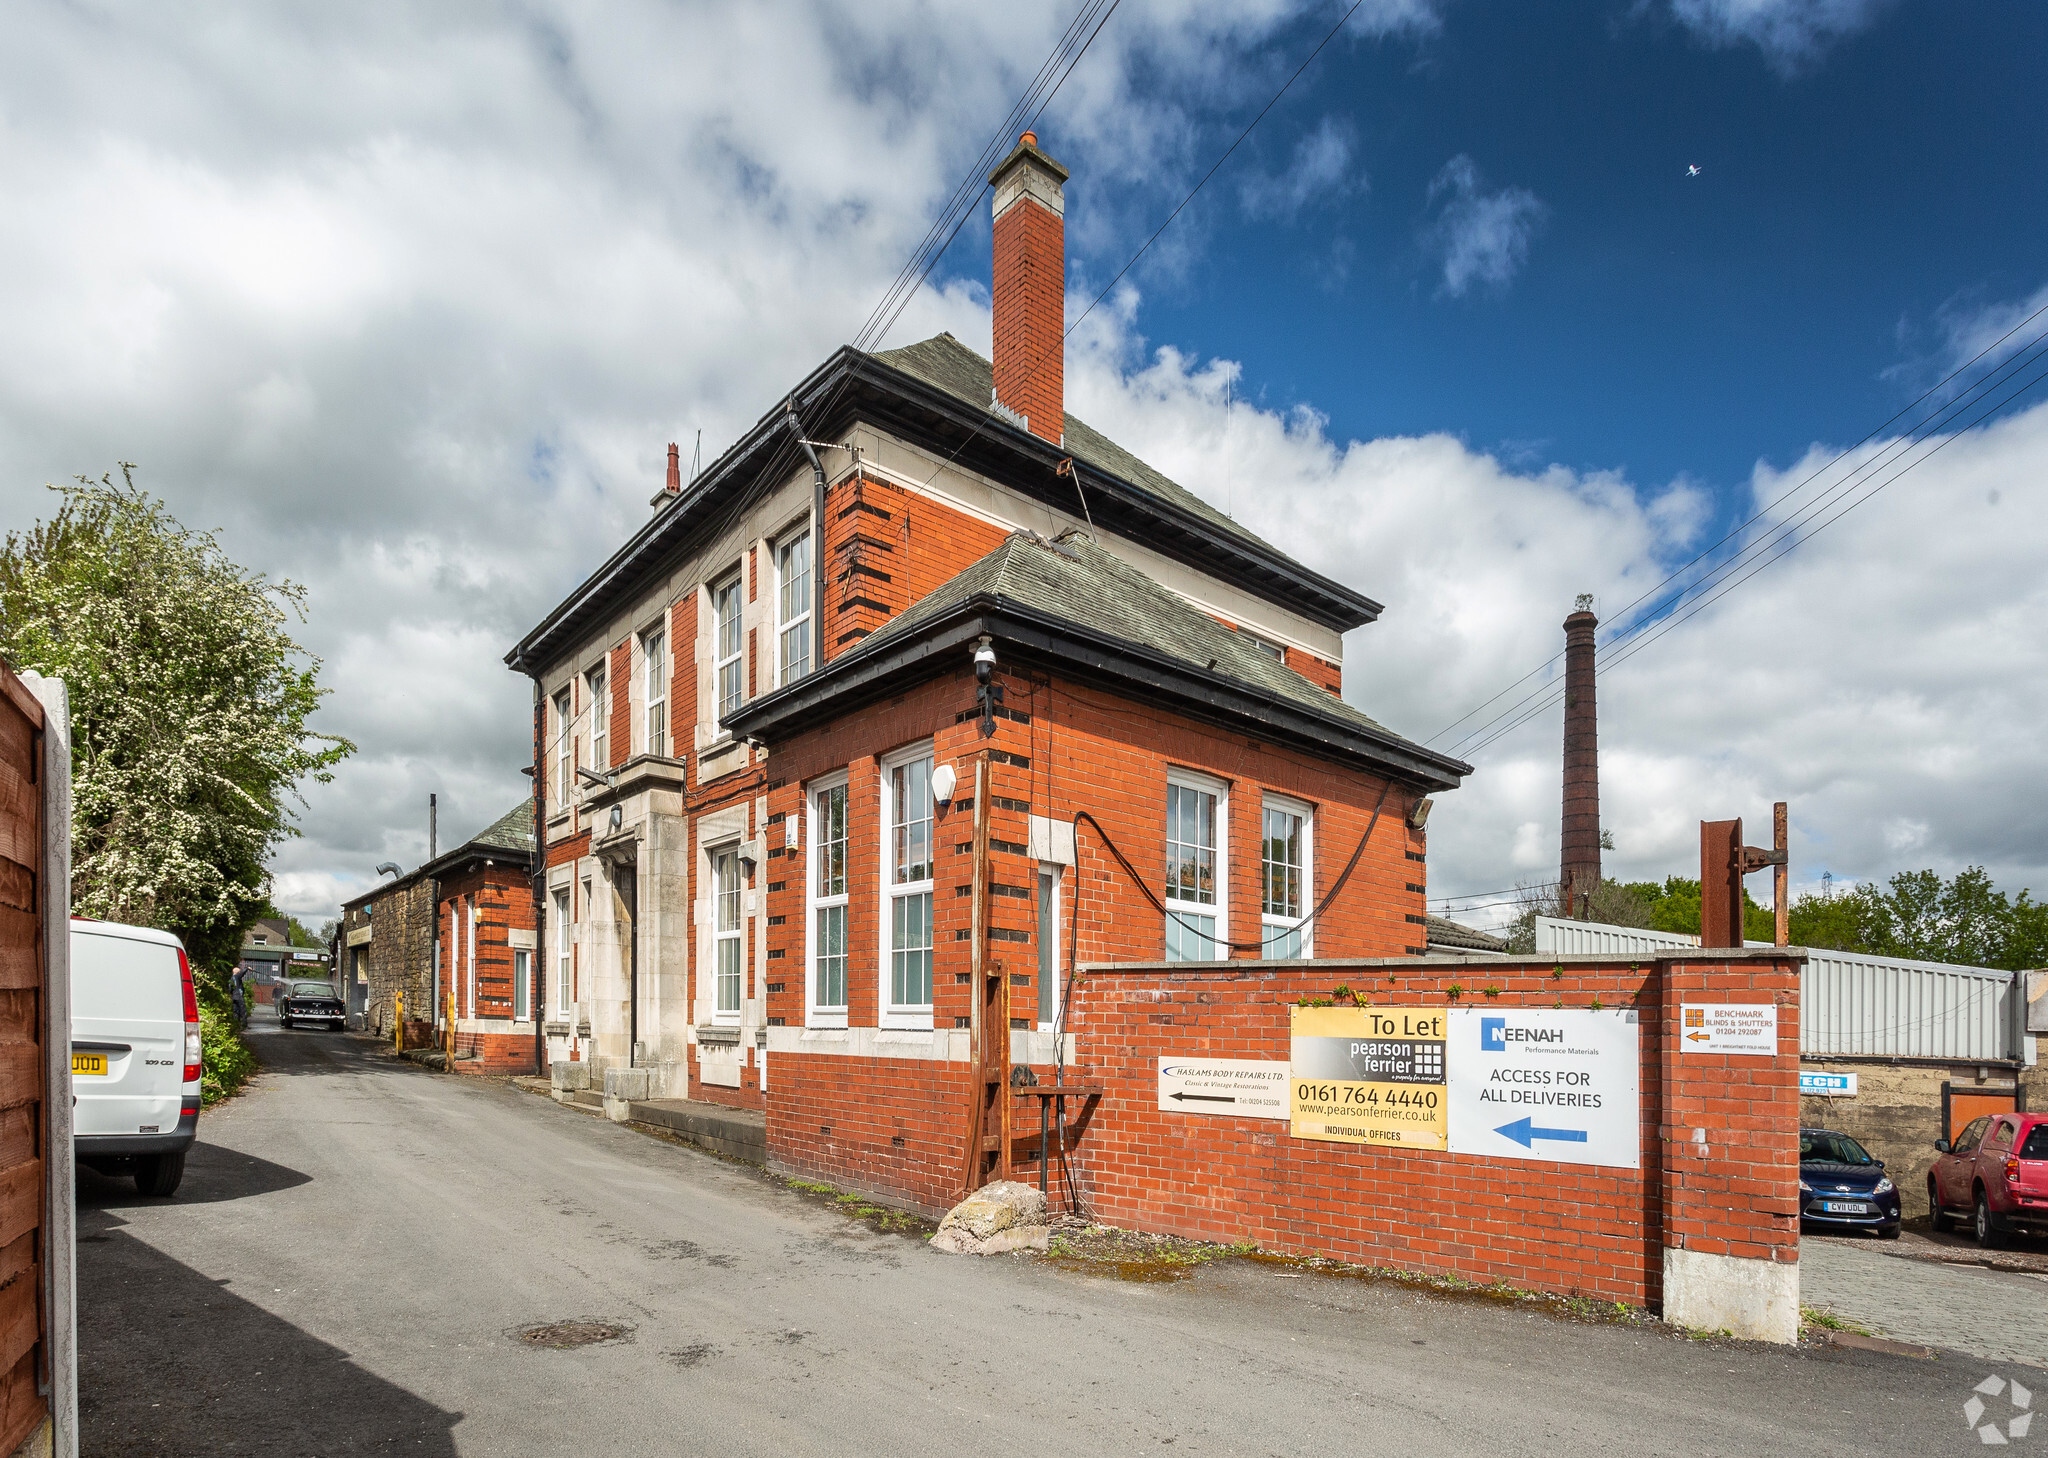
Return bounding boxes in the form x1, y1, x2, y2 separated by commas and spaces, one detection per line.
604, 1067, 652, 1102
551, 1062, 589, 1092
930, 1180, 1049, 1255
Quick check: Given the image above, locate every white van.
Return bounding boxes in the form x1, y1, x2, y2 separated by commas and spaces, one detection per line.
71, 919, 201, 1197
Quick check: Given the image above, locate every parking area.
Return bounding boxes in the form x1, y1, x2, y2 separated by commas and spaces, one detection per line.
1804, 1225, 2048, 1367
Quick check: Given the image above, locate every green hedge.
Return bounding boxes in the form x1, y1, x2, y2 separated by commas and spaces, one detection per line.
192, 969, 256, 1104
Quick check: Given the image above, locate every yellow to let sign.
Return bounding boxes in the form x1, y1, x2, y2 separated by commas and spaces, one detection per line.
1290, 1006, 1448, 1149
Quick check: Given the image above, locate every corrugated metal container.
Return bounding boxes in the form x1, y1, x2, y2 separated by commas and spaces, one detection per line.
1533, 917, 2018, 1061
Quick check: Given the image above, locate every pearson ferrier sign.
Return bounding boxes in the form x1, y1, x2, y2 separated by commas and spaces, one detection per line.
1289, 1007, 1447, 1149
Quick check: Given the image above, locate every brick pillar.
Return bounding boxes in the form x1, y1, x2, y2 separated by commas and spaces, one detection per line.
1657, 951, 1803, 1342
1560, 606, 1600, 913
988, 132, 1069, 443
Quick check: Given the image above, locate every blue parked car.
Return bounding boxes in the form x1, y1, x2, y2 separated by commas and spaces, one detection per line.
1800, 1127, 1901, 1238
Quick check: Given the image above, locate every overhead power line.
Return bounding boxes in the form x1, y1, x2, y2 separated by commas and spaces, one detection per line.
1426, 296, 2048, 756
1451, 336, 2048, 762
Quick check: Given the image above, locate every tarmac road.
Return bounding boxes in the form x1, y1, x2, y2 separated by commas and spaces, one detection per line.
76, 1018, 2021, 1456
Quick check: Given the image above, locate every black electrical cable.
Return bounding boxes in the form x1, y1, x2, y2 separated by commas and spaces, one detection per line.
1426, 299, 2048, 752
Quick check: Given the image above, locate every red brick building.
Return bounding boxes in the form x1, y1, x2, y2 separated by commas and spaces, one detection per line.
503, 132, 1805, 1340
425, 802, 539, 1074
507, 131, 1465, 1113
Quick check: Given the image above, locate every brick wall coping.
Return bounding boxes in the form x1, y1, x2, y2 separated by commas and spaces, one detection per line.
1079, 948, 1809, 975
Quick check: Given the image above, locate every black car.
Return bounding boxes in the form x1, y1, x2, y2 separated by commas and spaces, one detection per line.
278, 980, 346, 1030
1799, 1127, 1901, 1237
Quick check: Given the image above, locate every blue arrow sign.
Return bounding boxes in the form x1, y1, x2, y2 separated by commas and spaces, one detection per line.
1495, 1117, 1589, 1148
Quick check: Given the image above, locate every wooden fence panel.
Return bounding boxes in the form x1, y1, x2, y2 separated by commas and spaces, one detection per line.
0, 660, 48, 1455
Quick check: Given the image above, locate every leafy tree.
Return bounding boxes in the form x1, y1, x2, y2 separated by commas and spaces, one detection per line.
0, 468, 352, 973
1790, 867, 2048, 971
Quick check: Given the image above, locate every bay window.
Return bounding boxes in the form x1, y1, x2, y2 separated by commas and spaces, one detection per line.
553, 890, 571, 1015
553, 690, 572, 805
777, 531, 812, 684
808, 775, 848, 1025
586, 666, 607, 772
1165, 773, 1226, 961
883, 747, 934, 1024
712, 846, 743, 1021
642, 627, 667, 758
714, 575, 743, 730
1260, 796, 1312, 958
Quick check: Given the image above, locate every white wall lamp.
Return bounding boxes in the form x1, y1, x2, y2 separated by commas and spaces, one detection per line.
930, 763, 958, 805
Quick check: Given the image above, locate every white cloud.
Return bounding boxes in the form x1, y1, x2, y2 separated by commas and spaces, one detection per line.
1238, 116, 1363, 222
1064, 324, 2048, 929
1663, 0, 1895, 76
0, 0, 1437, 922
5, 0, 2044, 946
1422, 154, 1546, 299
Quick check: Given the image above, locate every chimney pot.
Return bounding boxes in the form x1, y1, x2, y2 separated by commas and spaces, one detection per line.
989, 133, 1070, 443
665, 442, 681, 495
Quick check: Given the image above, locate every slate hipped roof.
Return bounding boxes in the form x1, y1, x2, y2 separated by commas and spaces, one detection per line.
727, 529, 1470, 792
873, 333, 1274, 560
425, 800, 535, 877
507, 333, 1379, 673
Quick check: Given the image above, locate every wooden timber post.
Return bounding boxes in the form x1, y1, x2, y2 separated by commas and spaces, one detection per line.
960, 751, 1009, 1194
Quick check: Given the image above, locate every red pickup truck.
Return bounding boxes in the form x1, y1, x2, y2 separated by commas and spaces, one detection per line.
1930, 1111, 2048, 1246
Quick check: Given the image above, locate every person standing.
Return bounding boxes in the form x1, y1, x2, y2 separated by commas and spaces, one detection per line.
230, 967, 247, 1028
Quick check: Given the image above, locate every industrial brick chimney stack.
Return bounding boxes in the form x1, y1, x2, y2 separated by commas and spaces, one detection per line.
1560, 597, 1601, 917
988, 131, 1068, 443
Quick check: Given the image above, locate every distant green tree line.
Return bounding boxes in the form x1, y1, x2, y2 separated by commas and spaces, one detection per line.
1507, 866, 2048, 970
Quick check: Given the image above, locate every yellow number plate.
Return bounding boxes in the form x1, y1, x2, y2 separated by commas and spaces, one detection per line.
71, 1052, 107, 1077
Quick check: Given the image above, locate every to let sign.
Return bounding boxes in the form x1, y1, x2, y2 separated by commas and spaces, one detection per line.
1681, 1003, 1779, 1056
1445, 1009, 1641, 1170
1290, 1006, 1448, 1149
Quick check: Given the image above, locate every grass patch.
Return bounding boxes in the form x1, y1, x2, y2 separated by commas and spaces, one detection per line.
1801, 1305, 1871, 1336
779, 1175, 932, 1236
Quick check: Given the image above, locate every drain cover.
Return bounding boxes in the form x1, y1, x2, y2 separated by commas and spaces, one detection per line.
515, 1319, 631, 1349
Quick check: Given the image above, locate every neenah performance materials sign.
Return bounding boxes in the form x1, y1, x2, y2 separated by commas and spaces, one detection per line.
1156, 1058, 1287, 1120
1445, 1009, 1641, 1169
1290, 1007, 1447, 1149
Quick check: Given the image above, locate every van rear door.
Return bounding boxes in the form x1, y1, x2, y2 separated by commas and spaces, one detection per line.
71, 926, 186, 1138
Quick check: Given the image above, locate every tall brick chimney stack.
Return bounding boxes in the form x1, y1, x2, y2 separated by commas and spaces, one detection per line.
988, 131, 1068, 443
665, 442, 681, 495
1560, 597, 1601, 917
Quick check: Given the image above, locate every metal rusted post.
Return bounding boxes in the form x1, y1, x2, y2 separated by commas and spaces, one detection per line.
1700, 819, 1743, 949
1773, 801, 1789, 948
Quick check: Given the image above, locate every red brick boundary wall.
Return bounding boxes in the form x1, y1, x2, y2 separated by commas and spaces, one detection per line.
766, 948, 1803, 1340
449, 1026, 538, 1075
1063, 951, 1801, 1336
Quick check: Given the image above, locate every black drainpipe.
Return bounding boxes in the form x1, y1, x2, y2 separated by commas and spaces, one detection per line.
529, 675, 547, 1076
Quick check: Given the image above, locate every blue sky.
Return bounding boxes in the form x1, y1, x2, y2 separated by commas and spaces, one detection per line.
936, 0, 2048, 507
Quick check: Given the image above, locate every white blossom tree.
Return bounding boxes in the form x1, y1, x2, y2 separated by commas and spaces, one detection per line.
0, 467, 352, 972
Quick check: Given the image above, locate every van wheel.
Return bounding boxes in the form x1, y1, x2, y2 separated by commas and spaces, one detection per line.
133, 1151, 186, 1198
1930, 1182, 1953, 1232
